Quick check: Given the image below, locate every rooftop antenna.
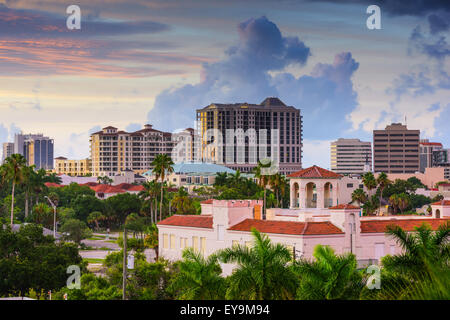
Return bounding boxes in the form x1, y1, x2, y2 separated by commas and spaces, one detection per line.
404, 115, 407, 126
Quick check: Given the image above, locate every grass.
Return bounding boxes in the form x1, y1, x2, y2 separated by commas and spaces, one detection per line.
83, 258, 104, 264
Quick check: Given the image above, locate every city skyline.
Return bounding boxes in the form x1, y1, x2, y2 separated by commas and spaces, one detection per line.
0, 0, 449, 169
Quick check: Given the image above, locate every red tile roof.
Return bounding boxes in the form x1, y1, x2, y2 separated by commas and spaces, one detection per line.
431, 200, 450, 206
287, 165, 343, 179
201, 199, 214, 204
420, 142, 442, 146
228, 219, 344, 235
158, 215, 213, 229
45, 182, 63, 188
329, 204, 360, 210
361, 218, 449, 233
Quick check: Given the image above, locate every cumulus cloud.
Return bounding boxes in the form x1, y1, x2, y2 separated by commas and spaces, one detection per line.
148, 16, 359, 142
125, 123, 142, 132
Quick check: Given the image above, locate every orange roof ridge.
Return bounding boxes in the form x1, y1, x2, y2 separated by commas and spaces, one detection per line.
287, 165, 342, 179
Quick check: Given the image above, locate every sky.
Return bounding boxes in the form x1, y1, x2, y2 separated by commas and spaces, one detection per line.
0, 0, 449, 169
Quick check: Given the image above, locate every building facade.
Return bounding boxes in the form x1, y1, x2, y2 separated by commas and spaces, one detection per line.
90, 124, 175, 177
2, 142, 14, 163
373, 123, 420, 174
419, 140, 443, 172
330, 138, 372, 176
54, 157, 92, 176
196, 97, 303, 175
14, 133, 54, 170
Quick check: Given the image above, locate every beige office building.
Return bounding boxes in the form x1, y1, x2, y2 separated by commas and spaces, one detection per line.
2, 142, 14, 163
330, 138, 372, 176
373, 123, 420, 173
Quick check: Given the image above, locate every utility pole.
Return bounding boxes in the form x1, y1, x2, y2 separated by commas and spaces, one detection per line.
122, 226, 127, 300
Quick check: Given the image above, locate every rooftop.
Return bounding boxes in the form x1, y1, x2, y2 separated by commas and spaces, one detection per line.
288, 165, 343, 179
158, 215, 213, 229
228, 219, 344, 235
360, 218, 449, 233
143, 162, 236, 176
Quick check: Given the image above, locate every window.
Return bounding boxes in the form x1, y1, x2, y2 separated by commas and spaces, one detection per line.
170, 234, 175, 249
347, 183, 354, 188
192, 236, 199, 251
163, 234, 168, 249
217, 224, 224, 241
200, 237, 206, 255
180, 238, 185, 249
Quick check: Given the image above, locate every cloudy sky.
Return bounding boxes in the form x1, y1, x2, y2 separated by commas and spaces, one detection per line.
0, 0, 449, 168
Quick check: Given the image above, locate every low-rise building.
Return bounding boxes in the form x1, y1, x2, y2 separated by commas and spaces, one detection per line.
54, 157, 92, 176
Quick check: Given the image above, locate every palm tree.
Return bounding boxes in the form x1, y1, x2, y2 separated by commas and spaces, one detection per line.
169, 248, 225, 299
254, 160, 272, 218
361, 172, 377, 195
351, 188, 368, 207
171, 188, 196, 215
269, 173, 285, 207
397, 193, 410, 213
376, 172, 391, 210
218, 228, 298, 300
229, 170, 244, 186
382, 221, 449, 278
139, 180, 161, 223
21, 165, 36, 218
151, 154, 174, 221
389, 194, 400, 214
3, 154, 27, 226
293, 245, 363, 300
214, 172, 229, 186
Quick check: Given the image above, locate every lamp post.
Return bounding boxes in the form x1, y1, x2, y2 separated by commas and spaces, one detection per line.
44, 196, 57, 239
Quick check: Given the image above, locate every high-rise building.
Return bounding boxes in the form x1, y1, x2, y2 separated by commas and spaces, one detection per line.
419, 140, 443, 172
373, 123, 420, 174
330, 138, 372, 176
196, 97, 303, 175
14, 133, 54, 170
54, 157, 92, 176
2, 142, 14, 163
433, 149, 450, 167
90, 124, 175, 177
171, 128, 199, 163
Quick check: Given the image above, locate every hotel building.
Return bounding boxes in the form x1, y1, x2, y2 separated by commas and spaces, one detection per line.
90, 124, 174, 177
196, 97, 303, 175
330, 138, 372, 176
2, 142, 14, 163
373, 123, 420, 174
419, 140, 443, 172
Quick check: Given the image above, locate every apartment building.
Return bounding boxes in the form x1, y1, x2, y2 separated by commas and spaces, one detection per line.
90, 124, 175, 177
2, 142, 14, 163
14, 133, 54, 170
54, 157, 92, 176
373, 123, 420, 174
330, 138, 372, 176
196, 97, 303, 175
419, 140, 443, 172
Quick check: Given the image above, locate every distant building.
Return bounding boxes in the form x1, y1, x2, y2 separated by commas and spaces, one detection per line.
143, 162, 236, 193
89, 124, 175, 177
330, 138, 372, 176
419, 140, 443, 172
196, 97, 303, 175
2, 142, 14, 163
432, 148, 450, 167
171, 128, 199, 163
14, 133, 54, 170
373, 123, 420, 173
54, 157, 92, 176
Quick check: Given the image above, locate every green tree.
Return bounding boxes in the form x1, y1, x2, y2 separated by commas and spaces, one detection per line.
144, 224, 159, 261
351, 188, 367, 206
60, 218, 92, 245
293, 245, 363, 300
171, 188, 196, 215
104, 193, 141, 226
254, 160, 273, 218
169, 248, 225, 300
218, 228, 298, 300
2, 154, 27, 226
361, 172, 377, 195
151, 154, 174, 221
376, 172, 392, 210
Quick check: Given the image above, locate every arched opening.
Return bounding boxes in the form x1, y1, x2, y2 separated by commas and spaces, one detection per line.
306, 182, 317, 208
436, 209, 441, 219
324, 182, 333, 208
292, 183, 300, 207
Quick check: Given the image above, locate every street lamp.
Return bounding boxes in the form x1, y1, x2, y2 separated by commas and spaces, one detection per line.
44, 196, 57, 239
